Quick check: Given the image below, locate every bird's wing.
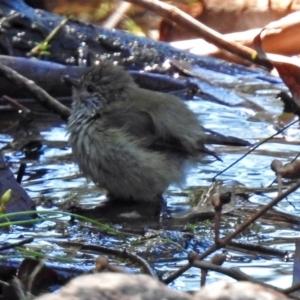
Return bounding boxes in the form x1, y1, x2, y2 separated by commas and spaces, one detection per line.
101, 106, 159, 149
101, 95, 219, 160
130, 88, 251, 148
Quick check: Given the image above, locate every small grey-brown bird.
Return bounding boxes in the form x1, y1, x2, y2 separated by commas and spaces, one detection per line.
67, 61, 249, 202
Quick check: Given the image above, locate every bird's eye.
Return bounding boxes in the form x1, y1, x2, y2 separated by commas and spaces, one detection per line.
86, 85, 95, 93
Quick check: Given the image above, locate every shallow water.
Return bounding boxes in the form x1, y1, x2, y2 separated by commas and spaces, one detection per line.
0, 70, 299, 293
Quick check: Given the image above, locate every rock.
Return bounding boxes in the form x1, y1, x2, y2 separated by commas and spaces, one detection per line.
34, 273, 193, 300
34, 272, 290, 300
193, 280, 290, 300
0, 152, 35, 221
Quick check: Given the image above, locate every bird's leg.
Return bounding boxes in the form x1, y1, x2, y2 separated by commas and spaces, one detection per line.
155, 195, 170, 221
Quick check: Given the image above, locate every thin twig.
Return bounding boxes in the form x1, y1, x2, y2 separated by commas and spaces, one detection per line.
227, 241, 287, 258
211, 194, 222, 244
27, 259, 47, 294
0, 237, 34, 252
213, 118, 299, 180
164, 180, 300, 284
27, 18, 69, 57
63, 242, 157, 278
103, 1, 132, 29
0, 64, 71, 120
1, 95, 31, 113
205, 180, 300, 254
190, 258, 285, 293
16, 163, 26, 184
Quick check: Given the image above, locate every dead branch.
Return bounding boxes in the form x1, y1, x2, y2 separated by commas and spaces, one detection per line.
0, 63, 71, 120
125, 0, 272, 69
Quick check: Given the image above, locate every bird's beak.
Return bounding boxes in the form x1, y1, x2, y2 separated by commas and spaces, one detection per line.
63, 76, 80, 88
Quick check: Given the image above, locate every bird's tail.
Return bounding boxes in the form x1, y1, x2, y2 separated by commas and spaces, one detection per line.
203, 128, 251, 147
